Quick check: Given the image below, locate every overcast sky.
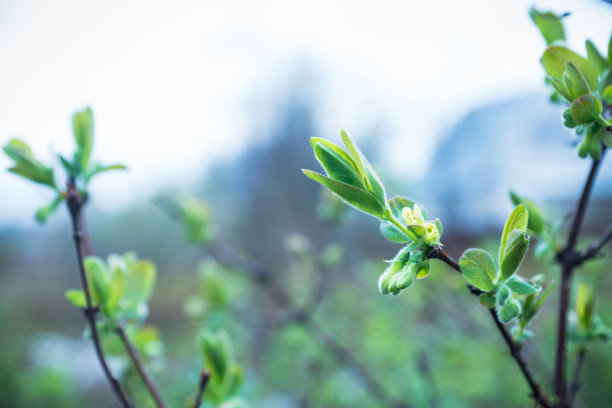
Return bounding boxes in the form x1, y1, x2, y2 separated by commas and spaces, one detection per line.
1, 0, 611, 226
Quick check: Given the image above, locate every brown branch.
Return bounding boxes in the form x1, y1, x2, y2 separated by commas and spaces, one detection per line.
427, 246, 552, 408
568, 348, 587, 406
205, 240, 409, 408
116, 325, 167, 408
580, 221, 612, 263
193, 369, 211, 408
554, 149, 605, 406
66, 183, 133, 408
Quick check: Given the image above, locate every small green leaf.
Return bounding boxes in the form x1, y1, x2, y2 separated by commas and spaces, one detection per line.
313, 142, 363, 188
602, 85, 612, 105
498, 299, 522, 323
508, 191, 545, 234
72, 107, 94, 173
310, 137, 357, 174
479, 292, 496, 308
500, 205, 528, 262
497, 285, 512, 307
549, 77, 573, 103
65, 289, 86, 308
529, 7, 566, 45
571, 95, 603, 125
58, 154, 80, 178
85, 163, 127, 183
541, 46, 598, 91
380, 221, 411, 243
586, 40, 608, 75
506, 275, 540, 295
394, 263, 417, 290
123, 260, 156, 310
340, 129, 368, 186
364, 162, 387, 206
523, 281, 554, 323
500, 231, 530, 281
83, 257, 111, 307
178, 196, 212, 244
302, 170, 385, 218
576, 283, 595, 332
35, 194, 65, 224
199, 330, 231, 382
563, 62, 591, 99
459, 249, 497, 292
3, 139, 57, 189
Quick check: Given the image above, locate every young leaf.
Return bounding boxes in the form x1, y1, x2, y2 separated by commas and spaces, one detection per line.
310, 137, 357, 174
541, 46, 599, 91
459, 249, 497, 292
497, 285, 512, 307
563, 62, 591, 99
479, 292, 496, 308
3, 139, 57, 189
570, 95, 603, 124
506, 275, 540, 295
35, 194, 65, 224
499, 205, 528, 264
380, 221, 411, 243
84, 163, 127, 183
498, 299, 522, 324
123, 260, 156, 310
313, 142, 363, 188
387, 196, 428, 220
302, 170, 386, 218
72, 107, 94, 173
523, 281, 554, 323
65, 289, 86, 308
585, 39, 608, 75
83, 257, 111, 307
500, 231, 530, 281
529, 8, 566, 45
340, 129, 368, 186
508, 191, 545, 234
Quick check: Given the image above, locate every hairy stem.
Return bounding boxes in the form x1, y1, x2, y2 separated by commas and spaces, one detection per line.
428, 246, 552, 408
193, 369, 211, 408
554, 151, 605, 406
66, 183, 133, 408
116, 325, 167, 408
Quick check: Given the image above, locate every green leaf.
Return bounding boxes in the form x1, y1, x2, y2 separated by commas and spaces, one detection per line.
199, 330, 231, 383
571, 95, 603, 125
500, 231, 530, 281
72, 107, 94, 173
498, 299, 522, 323
35, 194, 65, 224
123, 260, 156, 310
576, 283, 595, 332
541, 46, 599, 91
106, 267, 125, 316
58, 154, 79, 178
364, 162, 387, 206
302, 170, 385, 218
529, 7, 566, 45
500, 205, 528, 263
506, 275, 540, 295
602, 85, 612, 105
479, 292, 496, 308
549, 77, 573, 103
563, 62, 591, 99
178, 196, 212, 244
310, 137, 357, 174
84, 257, 111, 307
508, 191, 545, 234
3, 139, 57, 189
340, 129, 368, 186
380, 221, 411, 243
313, 142, 363, 187
459, 249, 497, 292
586, 40, 608, 75
85, 163, 127, 183
65, 289, 86, 308
523, 281, 554, 323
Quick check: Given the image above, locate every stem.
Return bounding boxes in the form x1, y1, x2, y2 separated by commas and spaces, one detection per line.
568, 348, 587, 406
580, 221, 612, 263
554, 152, 604, 406
428, 246, 552, 408
205, 240, 407, 408
116, 325, 167, 408
66, 183, 133, 408
193, 369, 211, 408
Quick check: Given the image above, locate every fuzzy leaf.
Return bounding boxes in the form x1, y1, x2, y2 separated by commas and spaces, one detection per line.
500, 231, 530, 281
506, 275, 540, 295
541, 46, 598, 91
459, 249, 497, 292
313, 142, 363, 188
303, 170, 385, 218
500, 205, 528, 263
379, 221, 411, 243
508, 191, 545, 234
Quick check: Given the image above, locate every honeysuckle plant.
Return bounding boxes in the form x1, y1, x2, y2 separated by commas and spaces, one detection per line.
3, 107, 249, 408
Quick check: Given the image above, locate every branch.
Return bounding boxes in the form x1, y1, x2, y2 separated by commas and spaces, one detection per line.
427, 246, 552, 408
568, 348, 587, 406
580, 221, 612, 263
116, 325, 167, 408
193, 369, 211, 408
66, 183, 133, 408
205, 240, 409, 408
554, 150, 605, 405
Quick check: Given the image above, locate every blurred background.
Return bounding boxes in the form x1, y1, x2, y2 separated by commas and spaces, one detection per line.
1, 0, 612, 407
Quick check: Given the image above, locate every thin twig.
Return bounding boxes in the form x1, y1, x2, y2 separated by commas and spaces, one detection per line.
116, 325, 167, 408
66, 182, 133, 408
193, 369, 211, 408
580, 222, 612, 263
568, 348, 587, 406
205, 239, 409, 408
427, 246, 552, 408
554, 150, 605, 406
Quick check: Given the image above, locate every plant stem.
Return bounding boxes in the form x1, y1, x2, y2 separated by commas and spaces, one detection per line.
568, 348, 586, 406
193, 369, 211, 408
66, 182, 133, 408
554, 151, 605, 406
428, 246, 552, 408
116, 325, 167, 408
580, 221, 612, 263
